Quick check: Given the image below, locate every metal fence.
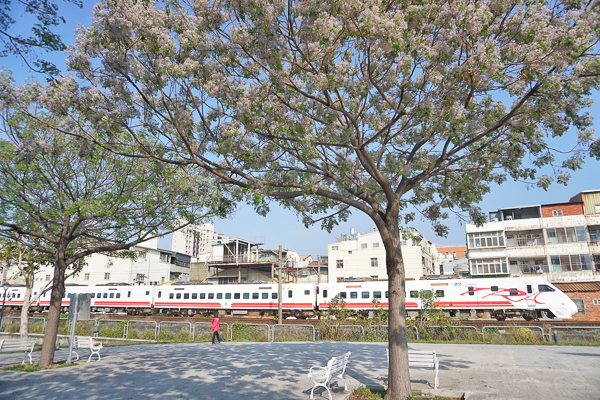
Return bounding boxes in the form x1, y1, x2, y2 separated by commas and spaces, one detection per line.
6, 317, 600, 345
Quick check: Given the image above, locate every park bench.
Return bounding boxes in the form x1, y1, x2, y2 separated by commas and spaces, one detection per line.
71, 336, 103, 362
307, 351, 351, 400
387, 348, 439, 389
0, 337, 37, 364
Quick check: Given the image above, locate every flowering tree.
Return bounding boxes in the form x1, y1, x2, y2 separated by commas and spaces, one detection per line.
0, 75, 233, 366
66, 1, 599, 397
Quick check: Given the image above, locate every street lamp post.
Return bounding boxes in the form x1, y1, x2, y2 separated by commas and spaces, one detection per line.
0, 282, 10, 331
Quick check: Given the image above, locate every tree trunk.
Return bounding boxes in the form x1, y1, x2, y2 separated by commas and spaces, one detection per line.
38, 255, 67, 366
19, 277, 32, 338
379, 219, 412, 400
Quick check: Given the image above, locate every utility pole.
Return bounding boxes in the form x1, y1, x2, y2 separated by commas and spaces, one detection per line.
317, 255, 321, 284
278, 245, 282, 325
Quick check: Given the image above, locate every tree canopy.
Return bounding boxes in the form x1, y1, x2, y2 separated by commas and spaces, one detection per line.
0, 72, 234, 365
55, 0, 600, 397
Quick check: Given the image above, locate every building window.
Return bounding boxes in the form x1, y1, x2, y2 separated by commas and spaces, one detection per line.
589, 227, 600, 242
573, 299, 585, 312
84, 273, 90, 280
370, 258, 378, 267
331, 246, 339, 251
45, 275, 50, 281
509, 258, 548, 274
348, 251, 352, 254
595, 205, 600, 214
373, 242, 379, 248
546, 227, 586, 244
470, 258, 508, 275
550, 255, 592, 272
552, 209, 563, 217
506, 231, 545, 247
467, 231, 505, 248
371, 275, 378, 281
336, 260, 344, 269
593, 299, 600, 306
104, 273, 110, 280
361, 243, 367, 249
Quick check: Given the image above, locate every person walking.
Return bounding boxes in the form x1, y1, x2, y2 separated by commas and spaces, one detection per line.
211, 311, 221, 344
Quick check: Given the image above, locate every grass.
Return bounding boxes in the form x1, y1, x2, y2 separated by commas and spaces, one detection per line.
349, 387, 461, 400
3, 362, 77, 372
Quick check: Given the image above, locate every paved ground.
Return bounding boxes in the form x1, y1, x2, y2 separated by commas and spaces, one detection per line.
0, 341, 599, 399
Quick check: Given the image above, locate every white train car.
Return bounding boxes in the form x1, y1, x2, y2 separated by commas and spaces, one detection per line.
154, 283, 316, 317
317, 278, 578, 321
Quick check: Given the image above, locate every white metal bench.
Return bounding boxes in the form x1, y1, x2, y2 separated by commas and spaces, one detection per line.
0, 338, 37, 364
307, 352, 351, 400
387, 349, 439, 389
71, 336, 103, 362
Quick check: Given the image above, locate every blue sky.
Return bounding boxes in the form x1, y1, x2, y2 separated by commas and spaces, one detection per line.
3, 2, 599, 257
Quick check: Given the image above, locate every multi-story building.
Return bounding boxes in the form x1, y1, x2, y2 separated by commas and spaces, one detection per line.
436, 244, 469, 277
466, 189, 600, 282
327, 228, 439, 282
33, 237, 193, 286
171, 223, 228, 257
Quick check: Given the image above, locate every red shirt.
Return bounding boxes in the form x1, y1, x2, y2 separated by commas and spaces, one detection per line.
211, 317, 220, 332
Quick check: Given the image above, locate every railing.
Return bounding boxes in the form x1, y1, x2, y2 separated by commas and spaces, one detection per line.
272, 324, 315, 342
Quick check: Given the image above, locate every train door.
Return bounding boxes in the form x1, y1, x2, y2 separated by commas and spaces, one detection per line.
466, 284, 479, 309
525, 281, 536, 307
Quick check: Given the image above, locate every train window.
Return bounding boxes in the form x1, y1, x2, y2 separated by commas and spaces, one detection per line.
128, 291, 131, 297
350, 292, 358, 299
385, 291, 389, 298
362, 292, 369, 299
158, 291, 161, 298
262, 293, 268, 299
323, 290, 328, 298
91, 293, 95, 298
103, 293, 108, 298
538, 285, 555, 292
468, 287, 475, 296
234, 293, 240, 299
304, 290, 310, 295
527, 285, 533, 294
423, 290, 432, 295
17, 293, 21, 298
243, 293, 250, 299
272, 293, 277, 299
184, 293, 189, 299
374, 291, 381, 299
491, 286, 498, 292
509, 288, 518, 295
339, 292, 346, 299
192, 293, 197, 299
145, 291, 150, 296
410, 291, 418, 298
217, 293, 223, 299
176, 293, 181, 299
110, 293, 114, 298
435, 290, 444, 297
169, 293, 174, 299
200, 293, 206, 299
288, 290, 293, 298
116, 293, 121, 299
225, 293, 231, 299
208, 293, 214, 299
252, 293, 259, 299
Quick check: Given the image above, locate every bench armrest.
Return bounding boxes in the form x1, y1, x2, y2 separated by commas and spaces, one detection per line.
307, 366, 328, 379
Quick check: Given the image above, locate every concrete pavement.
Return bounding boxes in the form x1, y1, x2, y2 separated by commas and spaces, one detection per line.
0, 341, 599, 399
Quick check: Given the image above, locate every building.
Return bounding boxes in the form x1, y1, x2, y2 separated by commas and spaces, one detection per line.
33, 238, 193, 287
552, 281, 600, 321
465, 189, 600, 282
327, 228, 440, 282
436, 244, 469, 277
171, 223, 228, 258
198, 238, 320, 284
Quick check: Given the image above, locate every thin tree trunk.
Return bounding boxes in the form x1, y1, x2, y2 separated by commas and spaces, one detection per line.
379, 219, 412, 400
38, 255, 67, 366
19, 278, 32, 338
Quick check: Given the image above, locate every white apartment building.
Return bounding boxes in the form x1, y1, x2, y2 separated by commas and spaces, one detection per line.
33, 238, 193, 287
466, 190, 600, 282
171, 223, 228, 257
327, 229, 439, 282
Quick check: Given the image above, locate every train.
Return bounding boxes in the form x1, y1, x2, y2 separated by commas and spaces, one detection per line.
0, 277, 578, 321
